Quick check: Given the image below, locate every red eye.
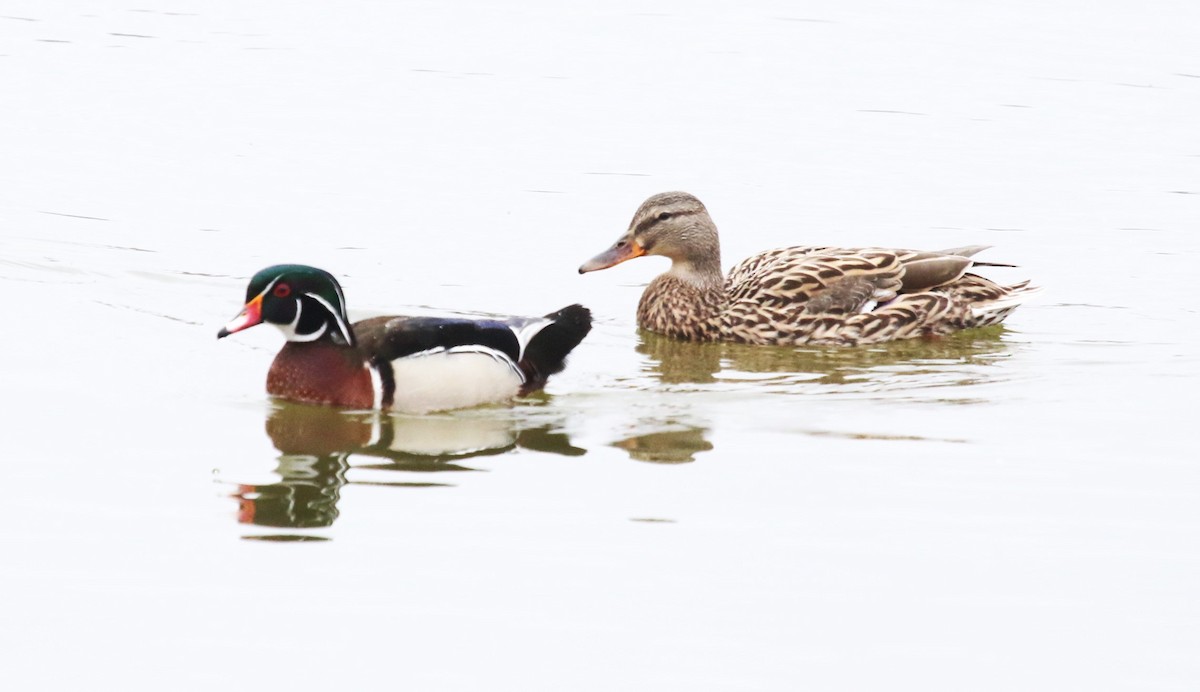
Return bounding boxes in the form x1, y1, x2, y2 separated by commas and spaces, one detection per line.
273, 283, 292, 298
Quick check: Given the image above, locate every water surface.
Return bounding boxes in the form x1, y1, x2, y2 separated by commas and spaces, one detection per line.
2, 2, 1197, 690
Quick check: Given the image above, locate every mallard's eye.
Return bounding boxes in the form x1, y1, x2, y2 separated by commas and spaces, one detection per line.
657, 212, 673, 221
273, 283, 292, 298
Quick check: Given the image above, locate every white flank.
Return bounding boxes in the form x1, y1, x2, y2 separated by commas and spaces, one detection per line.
367, 363, 384, 410
388, 347, 524, 414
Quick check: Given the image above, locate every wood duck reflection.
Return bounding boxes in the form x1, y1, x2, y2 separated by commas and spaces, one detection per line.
233, 402, 585, 530
637, 327, 1012, 387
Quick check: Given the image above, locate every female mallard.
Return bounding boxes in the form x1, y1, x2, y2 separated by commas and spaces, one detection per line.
579, 191, 1037, 346
218, 264, 591, 413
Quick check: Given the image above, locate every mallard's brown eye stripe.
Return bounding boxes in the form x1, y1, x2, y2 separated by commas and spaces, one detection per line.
633, 208, 700, 237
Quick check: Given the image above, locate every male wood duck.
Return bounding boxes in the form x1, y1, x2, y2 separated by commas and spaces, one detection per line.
218, 264, 592, 413
579, 191, 1038, 346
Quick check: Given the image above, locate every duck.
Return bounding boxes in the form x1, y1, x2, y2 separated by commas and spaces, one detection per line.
578, 191, 1038, 346
218, 264, 592, 413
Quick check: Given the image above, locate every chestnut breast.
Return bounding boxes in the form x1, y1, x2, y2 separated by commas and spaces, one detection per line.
266, 342, 376, 409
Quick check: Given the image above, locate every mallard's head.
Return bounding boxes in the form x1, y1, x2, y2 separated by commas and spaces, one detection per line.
579, 191, 721, 276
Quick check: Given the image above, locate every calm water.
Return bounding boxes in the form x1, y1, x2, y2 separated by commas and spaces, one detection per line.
3, 2, 1198, 690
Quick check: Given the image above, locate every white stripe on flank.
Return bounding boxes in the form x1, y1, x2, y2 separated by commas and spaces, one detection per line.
387, 347, 524, 414
448, 345, 524, 380
367, 363, 384, 410
507, 318, 552, 361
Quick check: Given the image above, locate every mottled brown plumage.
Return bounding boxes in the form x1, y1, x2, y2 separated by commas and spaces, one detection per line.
580, 192, 1038, 346
636, 273, 726, 341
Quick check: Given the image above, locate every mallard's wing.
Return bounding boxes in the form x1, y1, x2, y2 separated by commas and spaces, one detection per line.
891, 250, 977, 292
724, 247, 912, 344
727, 247, 906, 315
725, 245, 830, 296
723, 245, 1035, 345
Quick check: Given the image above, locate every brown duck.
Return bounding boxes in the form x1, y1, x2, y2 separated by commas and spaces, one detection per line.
579, 191, 1037, 345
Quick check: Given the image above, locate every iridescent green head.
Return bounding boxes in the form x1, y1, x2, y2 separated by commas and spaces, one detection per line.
217, 264, 354, 346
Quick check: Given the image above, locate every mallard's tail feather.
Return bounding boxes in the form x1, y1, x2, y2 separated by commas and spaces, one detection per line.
970, 281, 1040, 317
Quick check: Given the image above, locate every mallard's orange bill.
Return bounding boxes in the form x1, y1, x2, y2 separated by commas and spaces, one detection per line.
578, 239, 645, 274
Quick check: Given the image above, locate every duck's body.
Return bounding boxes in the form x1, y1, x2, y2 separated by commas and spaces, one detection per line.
636, 270, 726, 342
580, 192, 1037, 346
219, 265, 591, 413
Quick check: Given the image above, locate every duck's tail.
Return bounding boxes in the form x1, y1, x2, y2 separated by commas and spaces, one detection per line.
518, 304, 593, 393
970, 280, 1041, 317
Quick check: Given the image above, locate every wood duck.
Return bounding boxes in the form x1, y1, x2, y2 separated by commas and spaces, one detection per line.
579, 191, 1038, 346
218, 264, 592, 413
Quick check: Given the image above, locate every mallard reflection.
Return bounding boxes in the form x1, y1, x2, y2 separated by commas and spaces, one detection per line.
233, 402, 585, 529
637, 326, 1013, 389
612, 425, 713, 464
635, 332, 722, 384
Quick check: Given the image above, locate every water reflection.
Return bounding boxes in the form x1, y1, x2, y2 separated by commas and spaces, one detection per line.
232, 402, 585, 532
636, 335, 724, 384
636, 327, 1015, 393
612, 425, 713, 464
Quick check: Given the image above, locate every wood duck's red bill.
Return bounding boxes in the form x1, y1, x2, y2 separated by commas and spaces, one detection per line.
217, 293, 264, 338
